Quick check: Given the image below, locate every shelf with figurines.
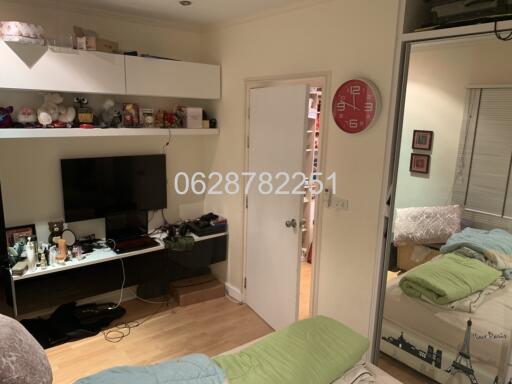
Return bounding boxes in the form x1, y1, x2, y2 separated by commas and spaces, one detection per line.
0, 93, 219, 139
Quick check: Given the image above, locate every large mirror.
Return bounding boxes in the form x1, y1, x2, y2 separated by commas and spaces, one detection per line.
377, 35, 512, 384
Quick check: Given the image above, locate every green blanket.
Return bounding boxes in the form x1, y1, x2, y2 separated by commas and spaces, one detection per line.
399, 253, 501, 305
213, 316, 368, 384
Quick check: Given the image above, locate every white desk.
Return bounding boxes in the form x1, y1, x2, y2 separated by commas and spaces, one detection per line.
12, 241, 165, 282
9, 232, 227, 317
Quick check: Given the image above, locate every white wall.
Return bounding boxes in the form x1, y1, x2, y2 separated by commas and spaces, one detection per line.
0, 0, 204, 62
0, 1, 211, 241
395, 37, 512, 210
202, 0, 400, 336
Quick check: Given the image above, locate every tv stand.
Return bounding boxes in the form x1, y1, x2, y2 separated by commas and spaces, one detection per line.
4, 231, 228, 318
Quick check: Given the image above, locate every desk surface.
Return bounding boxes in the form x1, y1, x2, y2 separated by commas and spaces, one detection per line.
12, 232, 227, 282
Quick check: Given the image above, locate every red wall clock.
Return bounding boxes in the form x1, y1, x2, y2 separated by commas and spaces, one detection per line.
332, 79, 380, 134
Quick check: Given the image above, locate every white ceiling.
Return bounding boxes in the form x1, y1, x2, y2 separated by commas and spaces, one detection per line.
50, 0, 324, 28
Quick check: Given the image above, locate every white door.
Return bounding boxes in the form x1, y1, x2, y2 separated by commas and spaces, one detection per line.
245, 85, 309, 330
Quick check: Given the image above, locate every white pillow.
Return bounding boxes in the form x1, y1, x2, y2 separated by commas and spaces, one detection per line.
393, 205, 462, 246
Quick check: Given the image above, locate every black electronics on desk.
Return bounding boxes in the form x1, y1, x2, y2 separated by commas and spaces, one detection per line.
61, 154, 167, 245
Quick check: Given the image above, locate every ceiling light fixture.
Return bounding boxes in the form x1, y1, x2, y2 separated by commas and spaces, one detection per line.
179, 0, 192, 6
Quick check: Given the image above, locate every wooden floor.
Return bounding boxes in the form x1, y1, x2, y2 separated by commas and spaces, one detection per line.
299, 261, 312, 320
378, 353, 437, 384
47, 297, 273, 384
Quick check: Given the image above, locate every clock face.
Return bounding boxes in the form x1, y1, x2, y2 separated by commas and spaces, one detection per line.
332, 79, 379, 134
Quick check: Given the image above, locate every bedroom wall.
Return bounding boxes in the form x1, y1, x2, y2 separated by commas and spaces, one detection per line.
0, 1, 211, 241
201, 0, 401, 337
395, 37, 512, 210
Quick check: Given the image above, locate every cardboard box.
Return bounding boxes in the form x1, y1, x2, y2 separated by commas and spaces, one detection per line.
171, 275, 225, 306
184, 107, 203, 129
397, 245, 440, 271
76, 36, 119, 53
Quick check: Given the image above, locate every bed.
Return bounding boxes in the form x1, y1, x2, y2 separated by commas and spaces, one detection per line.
381, 273, 512, 384
76, 315, 403, 384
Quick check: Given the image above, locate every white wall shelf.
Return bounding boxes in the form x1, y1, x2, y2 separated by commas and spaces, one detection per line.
0, 128, 219, 139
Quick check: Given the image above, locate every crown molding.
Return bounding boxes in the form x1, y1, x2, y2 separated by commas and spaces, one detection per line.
2, 0, 334, 34
0, 0, 203, 33
201, 0, 335, 32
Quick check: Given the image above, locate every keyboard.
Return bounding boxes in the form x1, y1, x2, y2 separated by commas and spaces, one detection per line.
114, 236, 160, 254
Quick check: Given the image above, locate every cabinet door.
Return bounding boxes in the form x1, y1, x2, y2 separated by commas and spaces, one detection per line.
0, 42, 126, 94
125, 55, 221, 99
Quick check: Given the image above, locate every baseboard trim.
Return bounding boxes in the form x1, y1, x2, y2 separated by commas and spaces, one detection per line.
225, 283, 243, 302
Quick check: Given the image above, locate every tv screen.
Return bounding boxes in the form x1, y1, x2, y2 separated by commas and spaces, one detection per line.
61, 155, 167, 222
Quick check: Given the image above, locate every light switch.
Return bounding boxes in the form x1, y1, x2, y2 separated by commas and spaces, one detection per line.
332, 197, 349, 210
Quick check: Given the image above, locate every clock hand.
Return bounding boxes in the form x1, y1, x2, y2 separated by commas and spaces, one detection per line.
343, 101, 360, 111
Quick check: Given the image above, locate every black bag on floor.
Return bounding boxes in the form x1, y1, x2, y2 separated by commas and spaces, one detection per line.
21, 302, 125, 349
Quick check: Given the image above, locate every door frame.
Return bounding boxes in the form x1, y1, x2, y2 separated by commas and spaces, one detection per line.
241, 72, 331, 322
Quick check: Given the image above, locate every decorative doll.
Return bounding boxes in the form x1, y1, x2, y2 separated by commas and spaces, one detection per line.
0, 106, 14, 128
122, 103, 140, 127
17, 107, 37, 127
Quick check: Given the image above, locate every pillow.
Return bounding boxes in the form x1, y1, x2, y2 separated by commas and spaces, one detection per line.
0, 314, 52, 384
394, 205, 462, 246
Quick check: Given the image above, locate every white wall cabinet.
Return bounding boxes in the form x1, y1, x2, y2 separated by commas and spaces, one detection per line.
0, 41, 221, 99
125, 56, 221, 99
0, 42, 126, 94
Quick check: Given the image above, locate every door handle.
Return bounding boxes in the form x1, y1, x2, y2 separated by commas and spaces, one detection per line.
285, 219, 297, 228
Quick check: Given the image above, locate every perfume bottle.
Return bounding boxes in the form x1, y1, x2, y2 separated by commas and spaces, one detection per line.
40, 254, 47, 270
26, 237, 37, 272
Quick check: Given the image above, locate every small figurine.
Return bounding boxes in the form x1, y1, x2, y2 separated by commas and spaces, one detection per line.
57, 104, 76, 128
17, 107, 37, 127
100, 99, 122, 128
154, 110, 165, 128
122, 103, 140, 127
140, 108, 154, 128
74, 97, 94, 125
0, 106, 14, 128
48, 221, 64, 245
164, 111, 175, 128
37, 93, 62, 126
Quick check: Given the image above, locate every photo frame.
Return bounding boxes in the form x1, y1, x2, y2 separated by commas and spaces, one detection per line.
5, 224, 36, 247
412, 130, 434, 151
410, 154, 430, 174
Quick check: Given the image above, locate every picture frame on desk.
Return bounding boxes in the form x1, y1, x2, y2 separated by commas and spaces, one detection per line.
5, 224, 36, 246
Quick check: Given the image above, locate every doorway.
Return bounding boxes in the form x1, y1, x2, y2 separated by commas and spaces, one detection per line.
243, 76, 326, 330
299, 86, 322, 321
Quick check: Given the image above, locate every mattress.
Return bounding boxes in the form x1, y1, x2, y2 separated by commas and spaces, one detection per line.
381, 275, 512, 383
222, 337, 402, 384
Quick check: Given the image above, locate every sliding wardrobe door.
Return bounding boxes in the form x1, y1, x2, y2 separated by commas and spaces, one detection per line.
376, 36, 512, 384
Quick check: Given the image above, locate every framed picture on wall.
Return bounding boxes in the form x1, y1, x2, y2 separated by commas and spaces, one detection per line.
412, 130, 434, 150
5, 224, 36, 247
410, 154, 430, 174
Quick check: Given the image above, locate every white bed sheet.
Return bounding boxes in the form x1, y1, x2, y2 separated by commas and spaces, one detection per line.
382, 275, 512, 380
